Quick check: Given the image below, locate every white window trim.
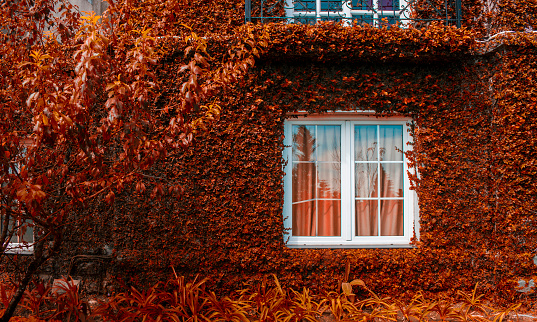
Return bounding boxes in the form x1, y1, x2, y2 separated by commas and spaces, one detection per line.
4, 243, 34, 255
284, 0, 410, 26
283, 113, 418, 248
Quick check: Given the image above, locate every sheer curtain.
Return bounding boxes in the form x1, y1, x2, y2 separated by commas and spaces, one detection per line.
292, 125, 341, 236
379, 125, 404, 236
355, 125, 404, 237
355, 125, 378, 236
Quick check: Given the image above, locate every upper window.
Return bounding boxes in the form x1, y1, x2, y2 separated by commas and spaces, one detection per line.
283, 114, 417, 247
284, 0, 410, 25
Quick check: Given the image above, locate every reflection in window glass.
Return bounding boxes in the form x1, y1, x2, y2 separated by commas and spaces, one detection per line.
355, 125, 404, 237
284, 119, 414, 247
292, 125, 341, 236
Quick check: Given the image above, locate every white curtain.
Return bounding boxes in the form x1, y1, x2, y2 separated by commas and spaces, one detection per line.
292, 125, 341, 236
356, 125, 404, 236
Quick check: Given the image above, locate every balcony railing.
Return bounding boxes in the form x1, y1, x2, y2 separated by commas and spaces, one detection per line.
245, 0, 462, 28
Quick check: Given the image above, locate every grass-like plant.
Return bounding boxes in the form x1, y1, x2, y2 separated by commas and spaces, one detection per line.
19, 280, 51, 317
1, 273, 527, 321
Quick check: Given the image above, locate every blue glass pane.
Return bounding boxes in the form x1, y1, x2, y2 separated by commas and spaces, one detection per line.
352, 0, 373, 10
352, 0, 399, 10
352, 14, 374, 25
292, 125, 316, 161
321, 16, 346, 21
294, 17, 318, 24
317, 126, 340, 162
294, 0, 315, 11
321, 0, 343, 11
354, 125, 378, 161
378, 14, 399, 26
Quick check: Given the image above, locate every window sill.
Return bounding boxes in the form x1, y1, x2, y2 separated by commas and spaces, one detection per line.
285, 243, 416, 249
4, 245, 34, 255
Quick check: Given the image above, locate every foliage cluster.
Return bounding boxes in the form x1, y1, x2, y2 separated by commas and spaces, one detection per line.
0, 275, 524, 321
0, 0, 267, 319
77, 23, 537, 309
3, 0, 537, 319
0, 276, 87, 321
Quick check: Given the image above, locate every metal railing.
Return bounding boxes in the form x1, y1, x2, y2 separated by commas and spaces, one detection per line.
245, 0, 462, 28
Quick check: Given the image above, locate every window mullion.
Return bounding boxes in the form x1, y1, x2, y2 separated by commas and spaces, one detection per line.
314, 125, 318, 237
377, 125, 381, 237
342, 0, 352, 22
283, 118, 415, 248
343, 121, 352, 241
373, 0, 379, 26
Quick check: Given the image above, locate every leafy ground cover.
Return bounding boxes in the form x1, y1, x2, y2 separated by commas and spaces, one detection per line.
0, 272, 531, 321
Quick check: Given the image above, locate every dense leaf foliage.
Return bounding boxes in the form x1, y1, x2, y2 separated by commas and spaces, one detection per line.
3, 0, 537, 319
0, 275, 525, 321
58, 22, 537, 309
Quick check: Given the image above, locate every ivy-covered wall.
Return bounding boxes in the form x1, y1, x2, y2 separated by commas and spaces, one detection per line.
40, 23, 535, 306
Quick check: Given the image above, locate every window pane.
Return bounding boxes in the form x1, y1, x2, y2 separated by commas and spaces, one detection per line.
380, 163, 404, 198
355, 200, 378, 236
377, 15, 399, 27
380, 199, 404, 236
354, 125, 378, 161
4, 219, 15, 243
379, 0, 399, 10
352, 0, 373, 10
22, 220, 33, 243
292, 163, 316, 202
321, 0, 343, 11
0, 217, 33, 244
292, 201, 316, 236
318, 200, 341, 236
318, 163, 341, 199
355, 163, 378, 198
352, 15, 374, 25
294, 0, 315, 11
379, 125, 403, 161
317, 126, 340, 162
293, 125, 316, 161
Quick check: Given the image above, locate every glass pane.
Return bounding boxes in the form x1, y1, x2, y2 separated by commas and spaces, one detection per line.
355, 200, 378, 236
293, 125, 316, 161
318, 163, 341, 199
355, 163, 378, 198
321, 0, 343, 11
317, 126, 340, 162
294, 0, 315, 11
292, 163, 316, 202
352, 15, 374, 25
22, 220, 33, 243
352, 0, 373, 10
5, 219, 15, 243
379, 125, 403, 161
378, 15, 399, 27
318, 200, 341, 236
380, 199, 404, 236
354, 125, 378, 161
379, 0, 399, 10
380, 163, 404, 198
292, 201, 316, 236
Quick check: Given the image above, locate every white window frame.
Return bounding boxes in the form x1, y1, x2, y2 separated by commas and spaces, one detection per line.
282, 113, 418, 248
284, 0, 410, 26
